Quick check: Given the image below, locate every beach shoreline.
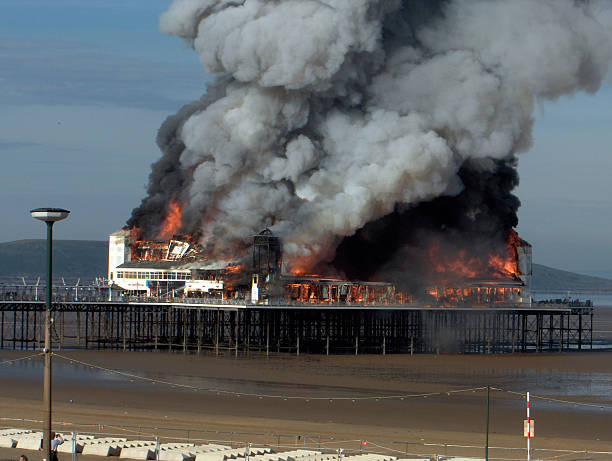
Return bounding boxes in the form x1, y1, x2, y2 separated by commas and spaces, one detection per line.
1, 349, 611, 460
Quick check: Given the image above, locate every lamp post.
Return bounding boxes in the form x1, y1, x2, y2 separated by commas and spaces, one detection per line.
30, 208, 70, 461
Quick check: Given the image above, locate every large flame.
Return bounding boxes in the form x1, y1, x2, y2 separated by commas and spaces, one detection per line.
487, 254, 517, 278
488, 229, 524, 279
429, 245, 481, 280
428, 230, 524, 282
157, 199, 183, 240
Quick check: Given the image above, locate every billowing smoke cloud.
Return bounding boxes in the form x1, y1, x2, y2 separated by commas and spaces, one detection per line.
128, 0, 612, 278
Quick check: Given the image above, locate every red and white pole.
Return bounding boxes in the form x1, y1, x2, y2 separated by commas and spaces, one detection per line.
526, 391, 531, 460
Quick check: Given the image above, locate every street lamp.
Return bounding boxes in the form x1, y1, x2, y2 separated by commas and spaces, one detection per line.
30, 208, 70, 461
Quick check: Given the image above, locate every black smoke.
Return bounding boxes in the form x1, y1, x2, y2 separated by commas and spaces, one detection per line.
125, 0, 610, 276
126, 78, 231, 238
332, 157, 520, 290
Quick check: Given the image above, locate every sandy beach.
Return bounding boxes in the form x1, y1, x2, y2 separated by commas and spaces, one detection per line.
1, 346, 611, 461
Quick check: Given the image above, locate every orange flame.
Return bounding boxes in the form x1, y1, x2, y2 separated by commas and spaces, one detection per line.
225, 264, 243, 274
487, 253, 517, 278
428, 229, 525, 282
289, 258, 322, 277
428, 245, 481, 280
157, 199, 183, 240
425, 284, 523, 306
487, 230, 524, 279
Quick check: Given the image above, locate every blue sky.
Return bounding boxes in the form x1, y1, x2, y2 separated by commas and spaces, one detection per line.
1, 1, 611, 277
0, 0, 204, 249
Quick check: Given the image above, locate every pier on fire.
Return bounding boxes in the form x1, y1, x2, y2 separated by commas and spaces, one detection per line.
0, 294, 593, 355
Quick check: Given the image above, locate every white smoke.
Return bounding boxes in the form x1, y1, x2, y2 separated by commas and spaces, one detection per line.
154, 0, 612, 272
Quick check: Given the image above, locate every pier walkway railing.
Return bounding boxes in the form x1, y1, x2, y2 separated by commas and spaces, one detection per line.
0, 283, 563, 309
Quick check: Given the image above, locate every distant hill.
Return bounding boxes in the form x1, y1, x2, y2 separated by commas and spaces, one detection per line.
531, 263, 612, 293
0, 239, 107, 280
2, 240, 612, 292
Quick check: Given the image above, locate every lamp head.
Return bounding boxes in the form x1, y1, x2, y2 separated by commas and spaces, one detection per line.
30, 208, 70, 223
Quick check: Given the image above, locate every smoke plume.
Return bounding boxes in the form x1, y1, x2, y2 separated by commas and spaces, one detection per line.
128, 0, 612, 278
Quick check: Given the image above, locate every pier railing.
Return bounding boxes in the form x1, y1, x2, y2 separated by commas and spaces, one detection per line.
0, 284, 541, 309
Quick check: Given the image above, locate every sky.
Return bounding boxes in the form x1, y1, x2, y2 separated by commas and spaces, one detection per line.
1, 0, 611, 277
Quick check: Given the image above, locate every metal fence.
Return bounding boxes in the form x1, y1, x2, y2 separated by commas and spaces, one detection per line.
1, 418, 611, 461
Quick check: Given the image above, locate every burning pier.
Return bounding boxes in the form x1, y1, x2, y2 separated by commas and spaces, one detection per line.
3, 2, 607, 355
81, 0, 612, 355
0, 225, 592, 356
40, 226, 578, 355
108, 227, 533, 309
0, 228, 593, 354
0, 296, 593, 354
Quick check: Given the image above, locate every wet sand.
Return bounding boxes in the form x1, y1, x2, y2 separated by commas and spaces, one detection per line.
1, 349, 612, 460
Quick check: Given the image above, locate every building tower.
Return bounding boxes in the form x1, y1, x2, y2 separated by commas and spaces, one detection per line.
251, 229, 282, 304
252, 229, 282, 277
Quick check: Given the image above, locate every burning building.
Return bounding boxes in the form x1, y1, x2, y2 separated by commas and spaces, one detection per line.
114, 1, 607, 308
109, 229, 232, 298
108, 226, 532, 306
